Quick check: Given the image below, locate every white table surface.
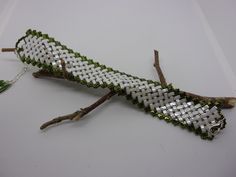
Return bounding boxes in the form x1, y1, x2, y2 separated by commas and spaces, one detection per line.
0, 0, 236, 177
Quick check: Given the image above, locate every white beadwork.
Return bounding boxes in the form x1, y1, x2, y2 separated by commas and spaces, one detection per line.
16, 34, 225, 138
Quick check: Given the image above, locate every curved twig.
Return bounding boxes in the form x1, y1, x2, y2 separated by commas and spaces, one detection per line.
154, 50, 167, 86
40, 91, 116, 129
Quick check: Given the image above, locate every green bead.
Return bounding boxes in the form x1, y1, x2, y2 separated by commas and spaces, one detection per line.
42, 34, 49, 39
0, 81, 11, 93
107, 67, 112, 72
164, 116, 171, 122
26, 29, 32, 35
67, 49, 73, 53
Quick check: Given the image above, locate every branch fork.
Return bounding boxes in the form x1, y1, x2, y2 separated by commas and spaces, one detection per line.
2, 48, 235, 129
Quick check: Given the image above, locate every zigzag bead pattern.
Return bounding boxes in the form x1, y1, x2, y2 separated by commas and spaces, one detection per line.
15, 29, 226, 139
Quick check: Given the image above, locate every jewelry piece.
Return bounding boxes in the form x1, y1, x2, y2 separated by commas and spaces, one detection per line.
1, 29, 229, 139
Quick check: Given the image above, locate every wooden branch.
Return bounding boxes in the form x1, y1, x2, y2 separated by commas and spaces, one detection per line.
1, 48, 15, 52
33, 64, 117, 130
40, 111, 80, 129
153, 49, 236, 108
154, 50, 167, 86
33, 59, 70, 80
33, 69, 64, 79
39, 49, 236, 130
60, 58, 70, 79
40, 91, 116, 129
33, 67, 116, 130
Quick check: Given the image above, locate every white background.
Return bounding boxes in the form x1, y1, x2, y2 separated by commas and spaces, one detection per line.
0, 0, 236, 177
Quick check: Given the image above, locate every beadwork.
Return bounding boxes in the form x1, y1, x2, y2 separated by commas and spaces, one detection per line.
15, 29, 226, 139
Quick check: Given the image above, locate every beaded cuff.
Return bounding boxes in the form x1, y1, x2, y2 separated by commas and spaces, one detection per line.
15, 29, 226, 139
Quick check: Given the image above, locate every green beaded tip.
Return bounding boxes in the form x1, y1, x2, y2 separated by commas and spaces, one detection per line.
0, 80, 11, 93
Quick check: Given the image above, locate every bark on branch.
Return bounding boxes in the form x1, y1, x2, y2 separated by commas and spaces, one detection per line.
34, 58, 116, 129
40, 91, 116, 129
154, 50, 167, 86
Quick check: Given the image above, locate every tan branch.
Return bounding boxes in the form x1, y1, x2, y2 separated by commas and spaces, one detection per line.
154, 50, 167, 86
40, 91, 116, 129
1, 48, 15, 52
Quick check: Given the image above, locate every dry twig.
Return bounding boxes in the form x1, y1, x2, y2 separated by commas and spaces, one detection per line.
1, 48, 15, 52
154, 50, 167, 86
40, 91, 116, 129
2, 46, 235, 130
34, 58, 116, 129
